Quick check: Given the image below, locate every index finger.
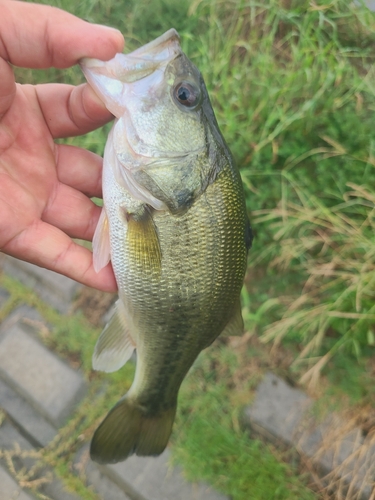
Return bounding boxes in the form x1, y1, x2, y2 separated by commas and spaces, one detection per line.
0, 0, 124, 68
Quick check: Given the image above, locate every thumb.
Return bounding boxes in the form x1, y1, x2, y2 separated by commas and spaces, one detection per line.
0, 57, 16, 119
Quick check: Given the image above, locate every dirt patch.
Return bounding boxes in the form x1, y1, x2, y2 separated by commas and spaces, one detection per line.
73, 287, 117, 327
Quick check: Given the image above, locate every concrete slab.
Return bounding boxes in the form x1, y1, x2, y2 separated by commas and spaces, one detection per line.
0, 287, 10, 309
364, 0, 375, 10
243, 372, 375, 500
103, 449, 229, 500
1, 256, 80, 314
0, 419, 82, 500
244, 372, 312, 445
0, 322, 86, 426
75, 446, 132, 500
0, 378, 56, 447
0, 419, 33, 450
0, 465, 35, 500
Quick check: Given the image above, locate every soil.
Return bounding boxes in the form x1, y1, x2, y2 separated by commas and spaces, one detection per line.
73, 286, 117, 327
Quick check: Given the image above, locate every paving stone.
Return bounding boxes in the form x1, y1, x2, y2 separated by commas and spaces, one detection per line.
1, 256, 80, 314
0, 419, 81, 500
42, 479, 82, 500
364, 0, 375, 10
0, 321, 86, 426
101, 449, 229, 500
0, 378, 56, 447
75, 446, 132, 500
244, 372, 313, 445
0, 465, 35, 500
0, 286, 10, 308
244, 372, 375, 500
0, 418, 34, 452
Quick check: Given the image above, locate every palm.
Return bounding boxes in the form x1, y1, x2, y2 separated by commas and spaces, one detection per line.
0, 0, 124, 292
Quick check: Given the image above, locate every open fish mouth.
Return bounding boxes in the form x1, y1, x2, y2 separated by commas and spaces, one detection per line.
80, 28, 181, 86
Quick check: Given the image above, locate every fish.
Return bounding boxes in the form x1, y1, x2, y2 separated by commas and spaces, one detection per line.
80, 28, 251, 465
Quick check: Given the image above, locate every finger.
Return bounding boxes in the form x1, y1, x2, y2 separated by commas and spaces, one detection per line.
56, 144, 103, 197
36, 83, 113, 138
4, 220, 117, 292
0, 57, 16, 119
42, 183, 101, 241
0, 1, 124, 68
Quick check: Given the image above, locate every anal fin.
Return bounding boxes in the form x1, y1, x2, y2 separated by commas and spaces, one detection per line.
93, 300, 135, 373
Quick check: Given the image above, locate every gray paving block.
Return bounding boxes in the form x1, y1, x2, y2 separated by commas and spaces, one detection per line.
0, 465, 35, 500
0, 418, 34, 452
244, 372, 312, 445
42, 479, 82, 500
353, 1, 375, 11
1, 256, 80, 314
0, 419, 81, 500
0, 378, 56, 447
364, 0, 375, 10
102, 449, 229, 500
0, 321, 86, 426
243, 372, 375, 500
75, 446, 132, 500
0, 287, 10, 309
1, 305, 45, 329
299, 419, 374, 499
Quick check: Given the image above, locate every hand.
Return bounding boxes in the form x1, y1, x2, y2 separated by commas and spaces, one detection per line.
0, 0, 123, 292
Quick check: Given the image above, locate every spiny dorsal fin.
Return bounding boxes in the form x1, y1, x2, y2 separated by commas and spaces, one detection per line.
125, 205, 162, 276
220, 300, 244, 337
93, 300, 135, 373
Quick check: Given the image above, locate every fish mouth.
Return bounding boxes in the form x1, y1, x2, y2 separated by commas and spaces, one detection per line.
130, 28, 180, 59
80, 29, 181, 85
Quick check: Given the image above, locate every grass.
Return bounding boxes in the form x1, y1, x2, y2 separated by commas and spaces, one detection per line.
251, 181, 375, 385
6, 0, 375, 498
0, 272, 316, 499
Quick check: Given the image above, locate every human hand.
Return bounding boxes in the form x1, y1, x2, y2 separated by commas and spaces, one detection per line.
0, 0, 123, 292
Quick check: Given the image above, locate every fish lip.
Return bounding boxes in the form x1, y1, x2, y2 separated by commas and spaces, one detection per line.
80, 28, 181, 83
130, 28, 180, 58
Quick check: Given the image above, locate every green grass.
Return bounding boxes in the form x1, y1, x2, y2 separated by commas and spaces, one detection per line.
0, 273, 316, 499
172, 344, 316, 500
9, 0, 375, 497
0, 273, 135, 499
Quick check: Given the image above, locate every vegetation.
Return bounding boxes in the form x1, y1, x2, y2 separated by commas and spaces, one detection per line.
5, 0, 375, 498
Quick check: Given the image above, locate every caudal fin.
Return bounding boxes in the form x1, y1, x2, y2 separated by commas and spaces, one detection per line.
90, 397, 176, 464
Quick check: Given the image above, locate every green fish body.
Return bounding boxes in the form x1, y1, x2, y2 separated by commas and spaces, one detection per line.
81, 29, 250, 464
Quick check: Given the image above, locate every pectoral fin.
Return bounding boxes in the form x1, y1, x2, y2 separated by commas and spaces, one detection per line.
92, 208, 111, 273
125, 206, 162, 276
93, 300, 135, 373
220, 300, 244, 337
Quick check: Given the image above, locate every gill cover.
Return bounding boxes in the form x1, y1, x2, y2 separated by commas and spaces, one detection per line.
80, 29, 223, 215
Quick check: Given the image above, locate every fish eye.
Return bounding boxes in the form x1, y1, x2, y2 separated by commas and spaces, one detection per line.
173, 82, 201, 109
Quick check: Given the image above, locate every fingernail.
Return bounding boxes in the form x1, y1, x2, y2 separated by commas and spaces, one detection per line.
93, 24, 123, 37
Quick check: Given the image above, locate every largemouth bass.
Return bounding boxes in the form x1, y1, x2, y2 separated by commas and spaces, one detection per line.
81, 28, 251, 465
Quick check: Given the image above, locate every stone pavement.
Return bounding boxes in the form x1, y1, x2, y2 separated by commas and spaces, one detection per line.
0, 255, 374, 499
244, 373, 375, 500
0, 256, 229, 500
363, 0, 375, 10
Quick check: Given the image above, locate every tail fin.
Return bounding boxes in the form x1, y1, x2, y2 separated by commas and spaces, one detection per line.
90, 397, 176, 464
